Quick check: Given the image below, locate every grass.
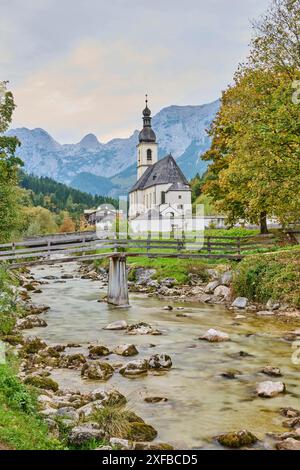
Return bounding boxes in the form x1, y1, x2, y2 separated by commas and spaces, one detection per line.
92, 405, 135, 439
232, 246, 300, 308
0, 360, 63, 450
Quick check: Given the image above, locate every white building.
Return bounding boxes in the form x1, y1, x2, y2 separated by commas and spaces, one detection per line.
129, 98, 192, 232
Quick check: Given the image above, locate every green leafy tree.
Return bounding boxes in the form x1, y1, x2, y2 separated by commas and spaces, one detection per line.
0, 81, 23, 242
202, 0, 300, 232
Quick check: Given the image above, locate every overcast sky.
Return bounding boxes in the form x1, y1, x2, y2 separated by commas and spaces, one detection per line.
1, 0, 270, 143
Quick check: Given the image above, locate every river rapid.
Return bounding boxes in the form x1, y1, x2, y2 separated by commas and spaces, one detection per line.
25, 262, 300, 449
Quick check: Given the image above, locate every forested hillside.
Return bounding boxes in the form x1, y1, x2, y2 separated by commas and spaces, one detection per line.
19, 172, 117, 213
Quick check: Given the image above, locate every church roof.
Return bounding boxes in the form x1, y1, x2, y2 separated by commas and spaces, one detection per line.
129, 154, 191, 193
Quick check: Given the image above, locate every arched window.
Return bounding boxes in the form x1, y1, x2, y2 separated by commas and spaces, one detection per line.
147, 149, 152, 161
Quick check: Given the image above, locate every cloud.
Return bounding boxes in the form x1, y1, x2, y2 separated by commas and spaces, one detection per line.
1, 0, 270, 142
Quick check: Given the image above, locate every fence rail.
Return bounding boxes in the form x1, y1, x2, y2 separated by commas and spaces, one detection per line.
0, 232, 280, 267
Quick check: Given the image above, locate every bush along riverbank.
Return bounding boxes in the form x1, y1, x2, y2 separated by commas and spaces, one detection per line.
0, 266, 173, 451
91, 247, 300, 318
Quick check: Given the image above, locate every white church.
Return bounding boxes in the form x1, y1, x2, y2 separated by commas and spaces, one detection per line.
129, 98, 192, 234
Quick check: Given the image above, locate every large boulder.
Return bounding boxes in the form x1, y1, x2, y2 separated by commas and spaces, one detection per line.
135, 268, 156, 285
81, 361, 114, 381
231, 297, 248, 309
61, 354, 87, 369
220, 271, 233, 286
204, 280, 220, 294
213, 285, 231, 301
119, 360, 149, 378
199, 329, 230, 342
128, 422, 158, 442
217, 430, 258, 448
68, 424, 105, 446
256, 381, 285, 398
113, 344, 138, 357
276, 438, 300, 450
148, 354, 172, 370
104, 320, 128, 330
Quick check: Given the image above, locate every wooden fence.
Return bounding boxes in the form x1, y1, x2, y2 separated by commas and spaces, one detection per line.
0, 232, 279, 267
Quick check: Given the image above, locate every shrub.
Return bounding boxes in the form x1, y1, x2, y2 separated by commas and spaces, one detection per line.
232, 248, 300, 307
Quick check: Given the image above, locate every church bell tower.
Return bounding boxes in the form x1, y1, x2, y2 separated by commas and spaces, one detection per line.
137, 95, 158, 179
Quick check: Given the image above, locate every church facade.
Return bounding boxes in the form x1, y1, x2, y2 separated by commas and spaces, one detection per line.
129, 99, 192, 230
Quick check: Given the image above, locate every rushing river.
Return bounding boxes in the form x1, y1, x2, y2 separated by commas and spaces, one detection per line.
27, 262, 300, 449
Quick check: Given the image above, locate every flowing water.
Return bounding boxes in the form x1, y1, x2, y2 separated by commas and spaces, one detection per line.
27, 263, 300, 449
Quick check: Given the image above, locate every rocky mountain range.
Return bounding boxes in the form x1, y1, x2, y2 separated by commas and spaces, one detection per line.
7, 99, 219, 197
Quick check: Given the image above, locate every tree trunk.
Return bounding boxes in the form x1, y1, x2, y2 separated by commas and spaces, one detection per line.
260, 211, 268, 234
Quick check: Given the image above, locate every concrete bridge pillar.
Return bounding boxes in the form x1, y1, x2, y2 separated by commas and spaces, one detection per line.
107, 255, 129, 307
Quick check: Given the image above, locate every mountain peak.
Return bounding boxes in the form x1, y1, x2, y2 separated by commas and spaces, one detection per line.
78, 133, 101, 150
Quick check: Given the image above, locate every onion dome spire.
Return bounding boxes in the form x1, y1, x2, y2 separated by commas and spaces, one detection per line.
139, 94, 156, 143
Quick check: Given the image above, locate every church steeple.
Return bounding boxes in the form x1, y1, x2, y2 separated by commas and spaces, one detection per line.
136, 95, 158, 179
139, 95, 156, 143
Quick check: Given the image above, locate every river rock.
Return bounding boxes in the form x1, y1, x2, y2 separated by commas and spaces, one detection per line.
205, 280, 220, 294
217, 430, 258, 448
61, 353, 87, 369
134, 442, 174, 450
104, 320, 128, 330
199, 329, 230, 342
68, 424, 105, 445
221, 271, 233, 286
88, 345, 110, 358
56, 407, 79, 421
24, 375, 59, 392
126, 322, 161, 336
276, 438, 300, 450
256, 310, 275, 316
266, 299, 280, 311
256, 381, 285, 397
128, 422, 158, 442
144, 397, 168, 403
213, 285, 231, 301
119, 359, 149, 377
22, 336, 47, 354
24, 304, 50, 315
77, 401, 103, 419
220, 369, 242, 379
280, 407, 300, 418
90, 389, 126, 406
282, 417, 300, 429
261, 366, 282, 377
42, 275, 58, 280
135, 268, 156, 285
148, 354, 172, 370
81, 361, 114, 380
231, 297, 248, 309
61, 274, 74, 279
163, 305, 173, 310
113, 344, 138, 357
16, 315, 47, 329
109, 437, 133, 450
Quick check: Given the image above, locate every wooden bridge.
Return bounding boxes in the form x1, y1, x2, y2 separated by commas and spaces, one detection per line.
0, 231, 278, 307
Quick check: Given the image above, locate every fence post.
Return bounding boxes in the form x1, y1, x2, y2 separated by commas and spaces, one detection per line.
12, 242, 16, 258
207, 236, 211, 254
237, 237, 241, 255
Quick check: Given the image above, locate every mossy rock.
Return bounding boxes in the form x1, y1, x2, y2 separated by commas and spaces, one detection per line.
128, 422, 158, 442
24, 375, 59, 392
22, 337, 47, 355
2, 334, 24, 345
126, 411, 145, 424
81, 361, 114, 380
135, 442, 174, 450
217, 430, 258, 448
88, 345, 110, 358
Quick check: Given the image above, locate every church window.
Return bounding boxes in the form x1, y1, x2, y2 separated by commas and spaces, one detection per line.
147, 149, 152, 161
178, 195, 182, 199
161, 191, 166, 204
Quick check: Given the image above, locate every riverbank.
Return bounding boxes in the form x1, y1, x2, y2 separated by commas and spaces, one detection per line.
1, 257, 300, 450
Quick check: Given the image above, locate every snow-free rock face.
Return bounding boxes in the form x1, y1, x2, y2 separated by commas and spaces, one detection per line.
199, 329, 230, 342
7, 100, 219, 196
